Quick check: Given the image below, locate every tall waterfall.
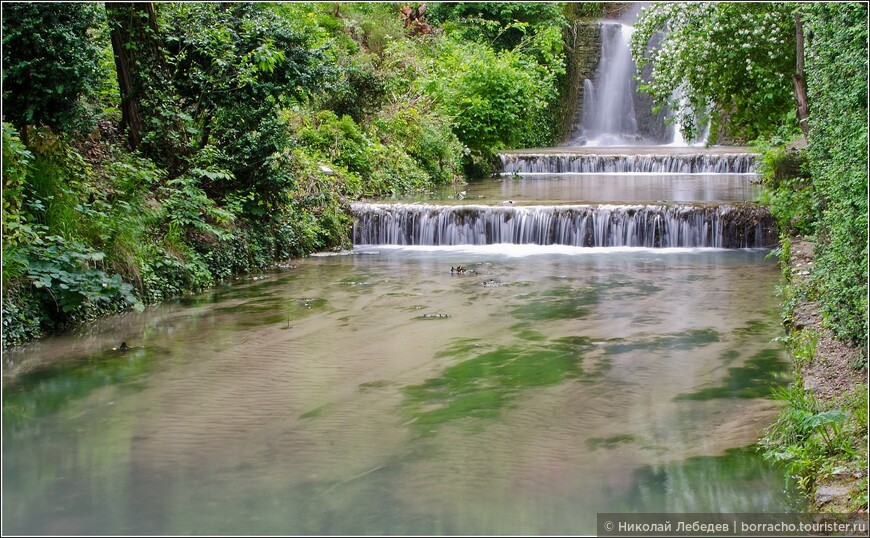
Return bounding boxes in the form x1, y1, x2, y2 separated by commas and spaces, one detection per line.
567, 20, 688, 146
579, 23, 641, 146
352, 203, 776, 249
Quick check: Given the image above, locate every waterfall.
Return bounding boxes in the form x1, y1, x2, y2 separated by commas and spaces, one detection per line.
567, 19, 697, 146
579, 23, 641, 146
498, 153, 758, 175
352, 203, 776, 249
350, 7, 775, 254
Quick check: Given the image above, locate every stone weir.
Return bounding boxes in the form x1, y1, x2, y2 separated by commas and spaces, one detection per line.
351, 203, 776, 249
499, 147, 759, 175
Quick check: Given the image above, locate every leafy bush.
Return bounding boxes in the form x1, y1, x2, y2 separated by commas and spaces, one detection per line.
2, 123, 33, 248
632, 3, 800, 142
1, 289, 45, 348
424, 35, 563, 172
296, 110, 374, 180
756, 143, 818, 236
371, 101, 463, 186
24, 235, 141, 314
356, 3, 407, 58
1, 3, 101, 133
320, 51, 389, 123
140, 251, 212, 305
762, 382, 856, 493
288, 108, 446, 198
427, 1, 568, 53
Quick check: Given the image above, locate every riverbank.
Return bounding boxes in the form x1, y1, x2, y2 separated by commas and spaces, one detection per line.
765, 237, 868, 513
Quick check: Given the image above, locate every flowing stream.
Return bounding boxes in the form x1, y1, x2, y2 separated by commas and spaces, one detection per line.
3, 16, 790, 533
4, 244, 791, 535
3, 149, 791, 534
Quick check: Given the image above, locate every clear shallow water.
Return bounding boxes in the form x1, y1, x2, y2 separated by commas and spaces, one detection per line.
464, 174, 761, 204
413, 172, 761, 206
3, 246, 791, 535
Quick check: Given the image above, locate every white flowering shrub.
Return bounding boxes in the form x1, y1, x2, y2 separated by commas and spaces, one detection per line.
631, 2, 798, 142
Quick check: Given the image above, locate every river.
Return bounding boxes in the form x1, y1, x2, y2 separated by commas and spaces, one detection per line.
4, 239, 791, 534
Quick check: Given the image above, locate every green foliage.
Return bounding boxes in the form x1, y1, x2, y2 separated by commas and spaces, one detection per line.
24, 234, 140, 314
296, 110, 373, 180
371, 101, 464, 185
159, 173, 235, 240
17, 127, 92, 238
1, 1, 569, 348
774, 329, 819, 373
1, 289, 45, 347
356, 3, 407, 58
755, 142, 818, 236
320, 51, 389, 123
139, 250, 213, 305
761, 382, 858, 493
427, 2, 568, 53
803, 3, 869, 348
425, 34, 563, 171
1, 3, 101, 133
146, 3, 327, 184
2, 123, 33, 248
286, 107, 454, 198
1, 125, 155, 345
631, 2, 800, 142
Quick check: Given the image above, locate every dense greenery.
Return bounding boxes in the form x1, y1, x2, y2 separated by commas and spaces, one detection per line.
426, 2, 567, 52
1, 3, 102, 133
762, 372, 867, 504
802, 2, 868, 349
2, 2, 568, 347
761, 255, 868, 508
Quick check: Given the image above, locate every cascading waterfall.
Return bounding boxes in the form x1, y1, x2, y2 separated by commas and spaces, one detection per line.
352, 203, 776, 249
351, 7, 774, 253
578, 23, 641, 146
567, 19, 699, 147
499, 152, 758, 175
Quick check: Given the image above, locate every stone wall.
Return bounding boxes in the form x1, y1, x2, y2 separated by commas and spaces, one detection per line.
558, 21, 601, 143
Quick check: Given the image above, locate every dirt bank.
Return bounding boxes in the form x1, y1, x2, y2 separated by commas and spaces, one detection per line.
787, 238, 867, 514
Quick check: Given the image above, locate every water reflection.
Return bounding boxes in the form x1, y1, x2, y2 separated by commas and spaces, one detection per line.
3, 247, 791, 534
465, 174, 761, 204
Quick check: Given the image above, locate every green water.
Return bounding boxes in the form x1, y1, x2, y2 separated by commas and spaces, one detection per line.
3, 246, 793, 534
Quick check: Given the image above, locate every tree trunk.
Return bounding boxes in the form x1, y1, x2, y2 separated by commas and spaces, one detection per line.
106, 2, 160, 150
793, 12, 810, 141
